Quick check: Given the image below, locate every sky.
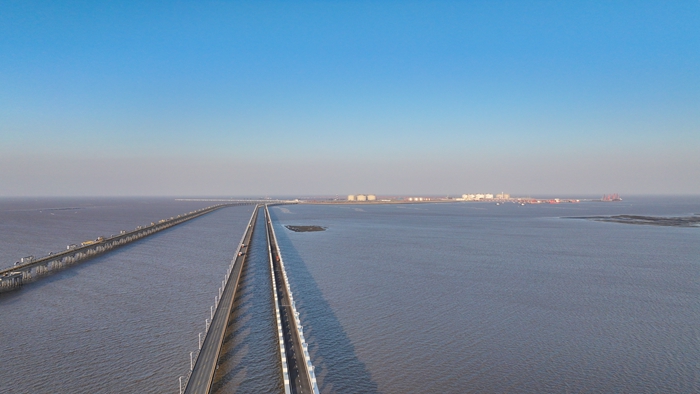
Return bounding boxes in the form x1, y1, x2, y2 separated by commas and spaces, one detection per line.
1, 0, 698, 197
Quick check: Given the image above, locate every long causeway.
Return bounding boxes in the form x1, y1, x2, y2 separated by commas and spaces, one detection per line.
181, 204, 319, 394
183, 205, 260, 394
0, 203, 257, 292
265, 205, 320, 394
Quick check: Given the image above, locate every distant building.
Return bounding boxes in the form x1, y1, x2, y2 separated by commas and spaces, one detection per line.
357, 194, 367, 201
367, 194, 376, 201
348, 195, 356, 201
496, 193, 510, 199
462, 193, 501, 201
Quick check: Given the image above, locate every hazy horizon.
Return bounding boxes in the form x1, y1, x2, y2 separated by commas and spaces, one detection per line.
2, 194, 699, 200
2, 1, 698, 197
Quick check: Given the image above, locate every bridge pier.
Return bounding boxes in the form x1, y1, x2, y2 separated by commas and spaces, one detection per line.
0, 272, 23, 290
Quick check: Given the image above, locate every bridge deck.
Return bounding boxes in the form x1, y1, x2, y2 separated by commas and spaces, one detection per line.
265, 205, 319, 394
183, 205, 260, 394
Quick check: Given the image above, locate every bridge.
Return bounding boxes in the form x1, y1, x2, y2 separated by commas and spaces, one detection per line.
265, 205, 320, 394
181, 205, 260, 394
180, 204, 319, 394
0, 200, 320, 393
0, 202, 269, 292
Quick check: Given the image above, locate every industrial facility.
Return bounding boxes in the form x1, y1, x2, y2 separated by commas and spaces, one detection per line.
460, 193, 510, 201
347, 194, 376, 202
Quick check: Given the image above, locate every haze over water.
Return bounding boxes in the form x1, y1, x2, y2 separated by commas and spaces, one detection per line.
1, 197, 698, 393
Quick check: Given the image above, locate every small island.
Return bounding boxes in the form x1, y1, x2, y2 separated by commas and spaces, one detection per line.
285, 225, 327, 232
567, 215, 700, 227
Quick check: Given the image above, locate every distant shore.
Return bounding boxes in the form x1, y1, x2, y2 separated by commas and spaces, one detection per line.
567, 215, 700, 227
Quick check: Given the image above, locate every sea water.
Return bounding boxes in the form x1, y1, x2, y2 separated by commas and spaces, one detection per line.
268, 198, 700, 393
1, 197, 698, 393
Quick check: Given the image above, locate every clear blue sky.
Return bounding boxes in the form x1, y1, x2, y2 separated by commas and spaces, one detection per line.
1, 1, 698, 196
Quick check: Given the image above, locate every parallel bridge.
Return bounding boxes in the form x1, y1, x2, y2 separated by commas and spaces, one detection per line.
180, 204, 319, 394
0, 202, 259, 292
265, 205, 320, 394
